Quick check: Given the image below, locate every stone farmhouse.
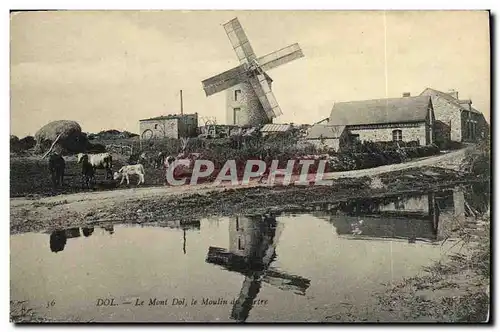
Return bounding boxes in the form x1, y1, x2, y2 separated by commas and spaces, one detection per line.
326, 95, 435, 149
419, 88, 489, 143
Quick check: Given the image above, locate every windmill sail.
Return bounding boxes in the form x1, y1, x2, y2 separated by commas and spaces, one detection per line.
223, 18, 257, 65
202, 17, 305, 125
249, 73, 283, 119
202, 63, 249, 96
257, 43, 304, 72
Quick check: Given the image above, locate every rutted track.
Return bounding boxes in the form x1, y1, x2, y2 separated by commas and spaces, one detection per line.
10, 148, 470, 234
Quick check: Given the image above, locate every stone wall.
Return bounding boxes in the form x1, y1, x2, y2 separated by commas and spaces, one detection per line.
177, 114, 198, 138
139, 114, 198, 139
348, 123, 428, 145
139, 119, 177, 139
226, 80, 272, 126
433, 120, 451, 148
462, 111, 489, 142
431, 94, 462, 142
420, 91, 488, 142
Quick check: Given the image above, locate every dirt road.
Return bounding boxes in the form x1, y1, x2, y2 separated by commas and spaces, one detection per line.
324, 147, 467, 179
10, 148, 470, 234
11, 148, 468, 206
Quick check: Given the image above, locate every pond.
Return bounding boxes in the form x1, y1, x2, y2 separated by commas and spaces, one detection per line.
10, 185, 488, 322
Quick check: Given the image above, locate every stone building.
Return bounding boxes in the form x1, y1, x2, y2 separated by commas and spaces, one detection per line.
419, 88, 489, 143
139, 113, 198, 140
328, 95, 435, 146
304, 124, 349, 152
226, 73, 274, 127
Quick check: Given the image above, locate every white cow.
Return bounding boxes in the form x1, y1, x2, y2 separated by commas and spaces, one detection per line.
113, 164, 145, 186
77, 152, 113, 179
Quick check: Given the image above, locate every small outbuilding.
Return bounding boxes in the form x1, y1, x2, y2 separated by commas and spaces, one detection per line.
304, 124, 349, 152
139, 113, 198, 140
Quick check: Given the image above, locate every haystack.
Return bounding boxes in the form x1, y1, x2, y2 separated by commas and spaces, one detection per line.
34, 120, 88, 154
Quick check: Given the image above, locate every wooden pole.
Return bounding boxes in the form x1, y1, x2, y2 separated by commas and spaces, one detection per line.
183, 228, 186, 255
41, 132, 63, 159
180, 89, 183, 115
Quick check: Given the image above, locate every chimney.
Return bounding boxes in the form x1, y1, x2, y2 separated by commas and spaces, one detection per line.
459, 99, 472, 111
402, 92, 411, 97
447, 89, 459, 100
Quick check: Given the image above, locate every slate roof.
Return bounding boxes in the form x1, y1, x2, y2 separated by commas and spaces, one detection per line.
419, 88, 482, 115
328, 96, 431, 126
306, 124, 346, 139
140, 113, 197, 122
260, 123, 292, 132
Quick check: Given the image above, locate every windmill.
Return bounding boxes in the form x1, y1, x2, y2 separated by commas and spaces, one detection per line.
202, 17, 304, 127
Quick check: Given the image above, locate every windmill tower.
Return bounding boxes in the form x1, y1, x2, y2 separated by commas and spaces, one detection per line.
202, 18, 304, 127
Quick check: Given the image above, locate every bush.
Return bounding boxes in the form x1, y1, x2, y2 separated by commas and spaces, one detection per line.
89, 129, 139, 140
10, 135, 20, 152
439, 140, 464, 151
11, 135, 37, 153
19, 136, 36, 150
460, 140, 490, 177
326, 141, 441, 172
402, 144, 440, 159
86, 143, 106, 153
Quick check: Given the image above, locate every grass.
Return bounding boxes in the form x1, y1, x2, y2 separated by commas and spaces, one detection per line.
374, 209, 490, 323
10, 134, 482, 198
10, 301, 52, 323
9, 155, 166, 198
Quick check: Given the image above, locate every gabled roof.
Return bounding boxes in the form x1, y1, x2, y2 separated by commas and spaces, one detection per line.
314, 117, 329, 125
419, 88, 482, 115
306, 124, 346, 139
328, 96, 431, 126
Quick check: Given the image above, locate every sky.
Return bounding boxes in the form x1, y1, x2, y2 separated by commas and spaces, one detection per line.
10, 10, 490, 137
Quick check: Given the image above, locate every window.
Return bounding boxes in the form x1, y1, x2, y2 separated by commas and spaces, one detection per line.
350, 134, 360, 143
392, 130, 403, 142
394, 199, 405, 210
468, 122, 477, 140
154, 124, 159, 129
234, 89, 242, 101
238, 237, 244, 250
233, 108, 241, 125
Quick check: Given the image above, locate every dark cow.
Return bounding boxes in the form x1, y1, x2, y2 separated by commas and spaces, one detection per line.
49, 230, 67, 253
48, 153, 65, 188
80, 154, 96, 189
